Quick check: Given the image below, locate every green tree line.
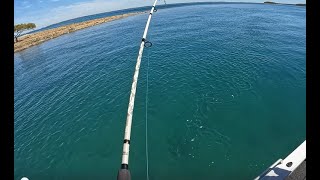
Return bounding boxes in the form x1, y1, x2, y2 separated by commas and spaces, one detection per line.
14, 23, 36, 42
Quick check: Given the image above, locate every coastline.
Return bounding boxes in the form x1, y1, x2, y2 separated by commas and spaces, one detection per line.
14, 2, 305, 53
263, 1, 306, 6
14, 11, 147, 53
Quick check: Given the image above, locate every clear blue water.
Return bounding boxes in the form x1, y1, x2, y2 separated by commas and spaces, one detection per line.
14, 3, 306, 180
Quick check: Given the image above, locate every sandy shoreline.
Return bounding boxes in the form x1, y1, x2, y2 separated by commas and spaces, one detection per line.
14, 11, 147, 53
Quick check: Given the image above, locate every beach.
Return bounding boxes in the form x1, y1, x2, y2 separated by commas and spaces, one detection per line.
14, 11, 147, 53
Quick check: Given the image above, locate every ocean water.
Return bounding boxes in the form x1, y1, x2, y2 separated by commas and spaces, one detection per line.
30, 2, 246, 33
14, 3, 306, 180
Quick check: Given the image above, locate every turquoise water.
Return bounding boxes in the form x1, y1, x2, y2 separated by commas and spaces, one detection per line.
31, 2, 249, 33
14, 3, 306, 180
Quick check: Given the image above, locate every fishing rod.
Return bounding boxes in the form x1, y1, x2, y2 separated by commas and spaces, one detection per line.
117, 0, 159, 180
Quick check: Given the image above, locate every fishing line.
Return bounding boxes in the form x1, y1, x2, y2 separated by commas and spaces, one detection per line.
145, 28, 152, 180
117, 0, 166, 179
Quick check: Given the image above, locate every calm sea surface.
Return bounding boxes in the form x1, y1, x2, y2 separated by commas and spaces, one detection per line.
14, 3, 306, 180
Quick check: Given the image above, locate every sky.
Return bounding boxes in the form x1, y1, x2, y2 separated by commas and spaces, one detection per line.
14, 0, 306, 29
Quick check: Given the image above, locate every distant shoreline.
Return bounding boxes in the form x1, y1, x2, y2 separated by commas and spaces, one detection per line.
14, 11, 147, 53
14, 2, 305, 53
264, 1, 306, 6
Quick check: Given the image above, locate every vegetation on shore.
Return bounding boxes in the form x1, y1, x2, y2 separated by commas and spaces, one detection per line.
14, 11, 146, 53
264, 1, 278, 4
14, 23, 36, 42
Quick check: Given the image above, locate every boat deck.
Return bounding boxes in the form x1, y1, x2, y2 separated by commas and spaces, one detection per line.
286, 160, 306, 180
256, 141, 306, 180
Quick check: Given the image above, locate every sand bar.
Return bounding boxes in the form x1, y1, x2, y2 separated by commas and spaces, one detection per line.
14, 11, 147, 53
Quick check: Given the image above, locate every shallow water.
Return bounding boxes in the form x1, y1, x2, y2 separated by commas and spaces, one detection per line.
14, 3, 305, 180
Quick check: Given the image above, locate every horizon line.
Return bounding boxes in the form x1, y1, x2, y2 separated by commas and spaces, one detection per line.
19, 1, 306, 33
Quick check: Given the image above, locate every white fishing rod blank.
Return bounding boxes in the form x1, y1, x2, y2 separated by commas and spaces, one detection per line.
117, 0, 158, 180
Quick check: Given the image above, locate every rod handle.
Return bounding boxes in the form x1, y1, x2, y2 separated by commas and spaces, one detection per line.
117, 169, 131, 180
